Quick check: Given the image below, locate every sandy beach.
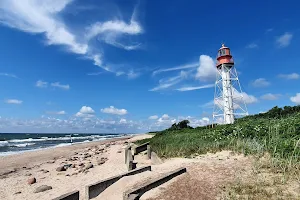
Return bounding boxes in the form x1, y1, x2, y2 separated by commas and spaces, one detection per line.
2, 133, 298, 200
0, 134, 152, 200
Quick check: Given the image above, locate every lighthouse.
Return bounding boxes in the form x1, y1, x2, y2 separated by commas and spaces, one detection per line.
213, 44, 248, 124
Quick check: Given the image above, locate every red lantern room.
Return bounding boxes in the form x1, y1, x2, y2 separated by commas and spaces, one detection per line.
216, 44, 234, 68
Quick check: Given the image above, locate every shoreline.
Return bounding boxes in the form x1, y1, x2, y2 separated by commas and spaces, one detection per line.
0, 135, 132, 174
0, 134, 153, 200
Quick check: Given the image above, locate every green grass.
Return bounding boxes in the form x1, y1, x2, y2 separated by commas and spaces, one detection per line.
136, 106, 300, 198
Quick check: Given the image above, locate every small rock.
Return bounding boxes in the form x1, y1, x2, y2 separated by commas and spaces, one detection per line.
71, 172, 78, 176
0, 169, 17, 176
43, 170, 49, 173
78, 163, 84, 166
84, 170, 89, 174
117, 150, 122, 153
97, 160, 105, 165
124, 141, 128, 144
40, 177, 46, 179
25, 172, 32, 176
27, 177, 36, 185
34, 185, 52, 193
71, 164, 76, 168
57, 172, 65, 175
56, 166, 66, 172
14, 191, 21, 195
64, 164, 72, 169
105, 144, 110, 148
65, 174, 70, 176
22, 166, 27, 169
85, 163, 93, 170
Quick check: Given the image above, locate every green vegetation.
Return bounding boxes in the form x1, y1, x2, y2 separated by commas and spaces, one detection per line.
144, 105, 300, 161
137, 105, 300, 198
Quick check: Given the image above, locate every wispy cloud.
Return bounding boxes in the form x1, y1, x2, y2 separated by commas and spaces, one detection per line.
176, 84, 214, 91
46, 111, 66, 115
246, 43, 258, 49
266, 28, 273, 33
276, 32, 293, 48
149, 115, 158, 120
0, 0, 143, 76
260, 93, 281, 100
0, 73, 18, 78
36, 80, 48, 88
149, 71, 188, 91
278, 73, 299, 80
152, 63, 198, 76
251, 78, 270, 87
4, 99, 22, 104
87, 72, 103, 76
51, 82, 70, 90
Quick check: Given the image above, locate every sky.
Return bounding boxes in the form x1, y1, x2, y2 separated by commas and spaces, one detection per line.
0, 0, 299, 133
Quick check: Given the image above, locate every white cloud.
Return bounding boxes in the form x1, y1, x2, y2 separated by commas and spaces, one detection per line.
75, 106, 95, 118
0, 73, 18, 78
149, 115, 158, 120
51, 82, 70, 90
152, 63, 198, 76
196, 55, 217, 82
276, 32, 293, 48
119, 118, 127, 124
161, 114, 169, 120
176, 84, 214, 91
214, 89, 257, 109
86, 5, 142, 51
178, 116, 210, 127
149, 71, 188, 91
235, 90, 258, 104
0, 0, 87, 54
46, 111, 66, 115
127, 70, 140, 79
101, 106, 127, 115
0, 0, 143, 76
260, 93, 280, 100
246, 43, 258, 49
36, 80, 48, 88
251, 78, 270, 87
5, 99, 22, 104
278, 73, 299, 80
290, 93, 300, 104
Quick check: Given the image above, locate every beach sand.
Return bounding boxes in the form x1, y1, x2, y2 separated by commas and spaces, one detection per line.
0, 134, 152, 200
3, 133, 295, 200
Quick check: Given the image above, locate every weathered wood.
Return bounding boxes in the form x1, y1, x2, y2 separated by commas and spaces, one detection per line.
123, 167, 187, 200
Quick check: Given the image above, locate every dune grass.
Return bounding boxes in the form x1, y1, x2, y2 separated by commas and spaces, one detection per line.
136, 106, 300, 199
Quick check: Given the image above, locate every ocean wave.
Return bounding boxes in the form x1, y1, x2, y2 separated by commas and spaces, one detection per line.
13, 143, 36, 148
8, 134, 119, 143
0, 141, 9, 147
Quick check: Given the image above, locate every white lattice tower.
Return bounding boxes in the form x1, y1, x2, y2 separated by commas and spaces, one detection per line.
213, 44, 248, 124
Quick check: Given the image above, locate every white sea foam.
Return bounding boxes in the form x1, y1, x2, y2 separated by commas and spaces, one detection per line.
0, 141, 9, 147
8, 135, 118, 143
0, 134, 126, 156
13, 143, 35, 147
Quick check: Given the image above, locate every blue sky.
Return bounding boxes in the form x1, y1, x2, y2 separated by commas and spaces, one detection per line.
0, 0, 299, 133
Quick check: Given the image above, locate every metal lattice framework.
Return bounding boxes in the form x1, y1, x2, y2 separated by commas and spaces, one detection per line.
213, 64, 248, 124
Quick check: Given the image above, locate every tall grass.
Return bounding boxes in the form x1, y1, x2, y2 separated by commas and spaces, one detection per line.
142, 110, 300, 173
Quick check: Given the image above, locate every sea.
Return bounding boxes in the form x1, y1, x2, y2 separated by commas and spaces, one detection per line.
0, 133, 129, 156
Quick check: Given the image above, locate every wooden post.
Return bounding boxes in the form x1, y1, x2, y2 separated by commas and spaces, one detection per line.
126, 149, 133, 171
125, 146, 131, 164
147, 145, 151, 159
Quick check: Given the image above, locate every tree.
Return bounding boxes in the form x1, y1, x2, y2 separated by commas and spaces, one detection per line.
178, 120, 190, 129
